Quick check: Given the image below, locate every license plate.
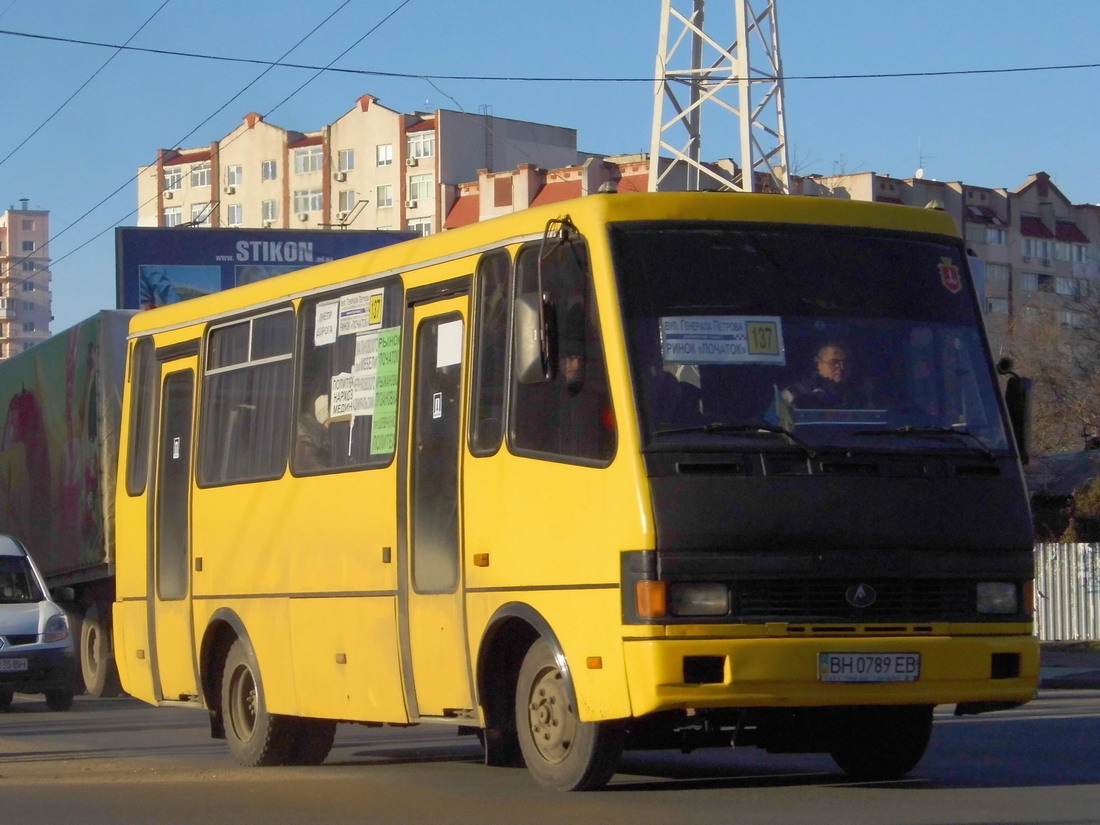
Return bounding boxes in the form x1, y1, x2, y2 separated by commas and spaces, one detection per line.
0, 658, 28, 673
818, 652, 920, 683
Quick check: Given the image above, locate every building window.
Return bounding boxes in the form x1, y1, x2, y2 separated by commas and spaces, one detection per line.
986, 297, 1009, 315
21, 261, 34, 272
261, 160, 277, 181
294, 147, 323, 174
227, 204, 243, 227
408, 131, 435, 160
1019, 273, 1038, 292
965, 223, 986, 245
262, 200, 278, 223
191, 203, 212, 227
985, 263, 1009, 283
1022, 237, 1051, 260
22, 322, 35, 332
164, 206, 182, 227
293, 189, 323, 214
376, 144, 393, 166
407, 218, 432, 237
21, 280, 34, 291
21, 241, 34, 252
1056, 242, 1087, 263
191, 162, 211, 187
337, 190, 356, 213
986, 227, 1006, 246
21, 301, 33, 312
164, 168, 182, 191
337, 149, 355, 172
409, 174, 433, 202
21, 219, 33, 231
226, 165, 243, 186
376, 184, 393, 208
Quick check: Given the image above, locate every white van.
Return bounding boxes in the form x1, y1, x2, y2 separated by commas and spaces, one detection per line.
0, 535, 77, 711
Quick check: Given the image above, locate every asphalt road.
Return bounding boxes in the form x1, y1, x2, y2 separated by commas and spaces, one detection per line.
2, 691, 1100, 825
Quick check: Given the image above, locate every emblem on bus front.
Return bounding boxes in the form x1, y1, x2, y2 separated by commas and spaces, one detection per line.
845, 583, 877, 608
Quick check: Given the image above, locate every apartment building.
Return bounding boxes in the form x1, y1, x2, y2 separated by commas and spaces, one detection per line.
448, 158, 1098, 358
0, 199, 51, 358
136, 94, 579, 238
795, 170, 1099, 355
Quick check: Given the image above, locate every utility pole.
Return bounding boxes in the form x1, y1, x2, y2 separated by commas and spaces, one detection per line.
648, 0, 790, 194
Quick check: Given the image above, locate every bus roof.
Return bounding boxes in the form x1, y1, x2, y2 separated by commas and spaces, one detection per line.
128, 191, 961, 336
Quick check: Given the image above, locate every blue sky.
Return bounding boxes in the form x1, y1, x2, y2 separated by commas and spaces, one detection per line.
1, 0, 1098, 332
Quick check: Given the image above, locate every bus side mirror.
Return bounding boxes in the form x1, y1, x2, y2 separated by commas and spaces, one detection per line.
513, 293, 557, 384
998, 358, 1032, 465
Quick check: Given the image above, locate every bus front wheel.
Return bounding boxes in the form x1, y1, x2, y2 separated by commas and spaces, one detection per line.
515, 639, 623, 791
828, 705, 933, 781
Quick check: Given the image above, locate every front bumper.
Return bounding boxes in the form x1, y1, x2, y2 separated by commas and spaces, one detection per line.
0, 646, 77, 694
623, 632, 1039, 716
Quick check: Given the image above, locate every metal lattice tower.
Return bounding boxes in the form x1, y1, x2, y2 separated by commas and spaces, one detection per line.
648, 0, 790, 193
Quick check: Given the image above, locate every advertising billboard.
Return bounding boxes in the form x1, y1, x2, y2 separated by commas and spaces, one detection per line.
115, 227, 416, 310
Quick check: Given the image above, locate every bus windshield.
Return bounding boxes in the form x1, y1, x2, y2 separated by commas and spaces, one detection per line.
611, 222, 1011, 454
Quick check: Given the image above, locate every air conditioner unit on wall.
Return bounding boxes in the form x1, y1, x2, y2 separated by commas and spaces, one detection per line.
405, 199, 418, 209
263, 220, 273, 228
164, 191, 173, 200
224, 186, 236, 195
298, 212, 309, 221
337, 211, 349, 220
334, 171, 347, 182
406, 157, 418, 167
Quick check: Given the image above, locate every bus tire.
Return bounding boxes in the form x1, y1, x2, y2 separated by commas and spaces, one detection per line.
0, 690, 13, 710
828, 705, 933, 781
515, 639, 623, 791
283, 717, 337, 765
80, 604, 123, 698
221, 638, 292, 766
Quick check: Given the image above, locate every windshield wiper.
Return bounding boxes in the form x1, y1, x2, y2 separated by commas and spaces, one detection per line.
652, 422, 817, 458
853, 426, 995, 458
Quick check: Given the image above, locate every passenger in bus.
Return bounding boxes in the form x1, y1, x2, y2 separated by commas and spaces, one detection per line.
782, 340, 877, 410
295, 393, 331, 472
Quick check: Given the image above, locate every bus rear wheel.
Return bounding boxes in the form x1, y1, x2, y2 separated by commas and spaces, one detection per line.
828, 705, 933, 781
515, 639, 623, 791
221, 639, 292, 766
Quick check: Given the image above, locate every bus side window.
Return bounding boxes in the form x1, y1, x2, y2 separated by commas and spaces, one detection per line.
198, 309, 294, 485
125, 336, 157, 496
470, 250, 511, 456
510, 238, 615, 463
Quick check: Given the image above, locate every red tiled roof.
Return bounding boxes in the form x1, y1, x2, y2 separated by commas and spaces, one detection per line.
616, 174, 649, 193
406, 120, 435, 133
1056, 221, 1090, 244
1020, 216, 1053, 238
163, 150, 211, 166
531, 180, 582, 207
443, 194, 480, 230
289, 135, 323, 148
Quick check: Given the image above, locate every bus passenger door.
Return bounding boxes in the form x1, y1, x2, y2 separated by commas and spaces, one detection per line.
399, 294, 474, 719
150, 365, 199, 702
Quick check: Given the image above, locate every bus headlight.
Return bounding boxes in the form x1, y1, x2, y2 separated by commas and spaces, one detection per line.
669, 583, 730, 617
977, 582, 1018, 614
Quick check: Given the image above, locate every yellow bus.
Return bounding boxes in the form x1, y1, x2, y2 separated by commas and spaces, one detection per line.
113, 191, 1038, 791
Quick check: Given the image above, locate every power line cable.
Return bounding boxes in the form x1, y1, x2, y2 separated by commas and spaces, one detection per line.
2, 27, 1099, 83
0, 0, 172, 171
2, 0, 415, 298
